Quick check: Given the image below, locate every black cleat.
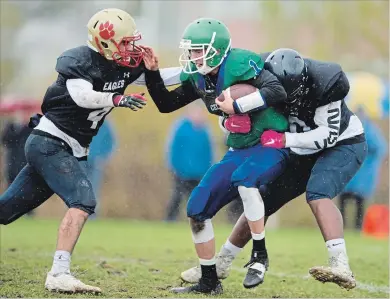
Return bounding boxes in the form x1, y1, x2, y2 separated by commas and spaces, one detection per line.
243, 250, 269, 289
170, 277, 223, 295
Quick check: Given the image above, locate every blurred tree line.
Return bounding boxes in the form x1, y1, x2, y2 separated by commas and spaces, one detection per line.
259, 0, 388, 77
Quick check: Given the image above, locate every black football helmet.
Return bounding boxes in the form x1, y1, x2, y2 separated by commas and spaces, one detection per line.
265, 48, 308, 104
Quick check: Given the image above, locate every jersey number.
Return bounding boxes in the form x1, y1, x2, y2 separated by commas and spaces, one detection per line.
289, 116, 311, 133
87, 108, 111, 129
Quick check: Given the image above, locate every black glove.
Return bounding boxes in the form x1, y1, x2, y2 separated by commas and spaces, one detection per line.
113, 93, 147, 111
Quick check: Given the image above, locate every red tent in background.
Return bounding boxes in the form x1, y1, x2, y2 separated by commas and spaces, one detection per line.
0, 98, 41, 114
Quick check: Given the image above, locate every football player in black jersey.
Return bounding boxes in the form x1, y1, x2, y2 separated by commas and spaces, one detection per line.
181, 49, 367, 291
0, 8, 181, 293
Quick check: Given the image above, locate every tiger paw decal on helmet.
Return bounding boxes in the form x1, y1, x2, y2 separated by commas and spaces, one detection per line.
99, 21, 115, 40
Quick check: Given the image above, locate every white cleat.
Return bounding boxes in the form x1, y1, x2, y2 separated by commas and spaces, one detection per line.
180, 247, 235, 283
45, 271, 102, 294
180, 266, 202, 283
309, 254, 356, 290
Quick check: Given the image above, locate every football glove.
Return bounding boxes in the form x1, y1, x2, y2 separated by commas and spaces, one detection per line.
223, 114, 251, 134
260, 130, 285, 148
113, 93, 147, 111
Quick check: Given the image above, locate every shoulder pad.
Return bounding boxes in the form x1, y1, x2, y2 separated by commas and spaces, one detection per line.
180, 71, 190, 82
180, 65, 199, 83
225, 48, 264, 81
55, 46, 96, 82
305, 59, 347, 105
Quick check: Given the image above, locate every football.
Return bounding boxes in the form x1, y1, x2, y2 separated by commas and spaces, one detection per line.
216, 83, 257, 102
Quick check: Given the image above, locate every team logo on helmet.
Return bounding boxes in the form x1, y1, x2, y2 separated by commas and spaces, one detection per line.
99, 21, 115, 40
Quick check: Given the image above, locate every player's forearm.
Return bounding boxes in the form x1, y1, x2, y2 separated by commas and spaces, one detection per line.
250, 70, 287, 107
285, 126, 335, 149
232, 70, 286, 114
132, 67, 182, 87
286, 101, 341, 150
144, 69, 197, 113
66, 79, 115, 109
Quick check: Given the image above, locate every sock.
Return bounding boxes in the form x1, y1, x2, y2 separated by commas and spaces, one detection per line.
221, 240, 243, 257
199, 257, 218, 282
325, 239, 349, 268
252, 231, 266, 253
326, 238, 347, 255
50, 250, 71, 274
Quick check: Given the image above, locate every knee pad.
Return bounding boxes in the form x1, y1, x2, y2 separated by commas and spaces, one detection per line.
187, 186, 211, 221
190, 219, 215, 243
238, 186, 264, 221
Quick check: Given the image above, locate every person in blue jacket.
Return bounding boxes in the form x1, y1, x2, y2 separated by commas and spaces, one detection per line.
165, 103, 214, 221
87, 120, 117, 217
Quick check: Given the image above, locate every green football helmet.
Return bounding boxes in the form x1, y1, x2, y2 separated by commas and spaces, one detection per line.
179, 18, 232, 75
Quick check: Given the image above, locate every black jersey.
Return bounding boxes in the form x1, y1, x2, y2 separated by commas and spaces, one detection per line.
41, 46, 145, 147
285, 58, 364, 154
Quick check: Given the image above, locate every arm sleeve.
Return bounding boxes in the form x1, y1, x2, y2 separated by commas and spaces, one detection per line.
246, 69, 288, 107
285, 100, 342, 150
66, 79, 116, 109
144, 69, 200, 113
131, 67, 182, 87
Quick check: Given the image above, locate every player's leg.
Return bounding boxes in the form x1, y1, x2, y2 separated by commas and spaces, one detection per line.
165, 174, 185, 221
0, 164, 54, 224
25, 133, 100, 293
338, 192, 350, 227
231, 146, 289, 288
226, 197, 244, 224
307, 142, 367, 290
180, 153, 317, 284
86, 160, 103, 219
172, 151, 243, 294
355, 193, 365, 230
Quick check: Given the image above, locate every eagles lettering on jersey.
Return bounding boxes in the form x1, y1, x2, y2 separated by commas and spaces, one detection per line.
42, 46, 145, 147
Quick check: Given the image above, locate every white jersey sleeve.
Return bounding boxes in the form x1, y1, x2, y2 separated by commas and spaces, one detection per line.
131, 67, 182, 87
285, 100, 342, 150
66, 79, 115, 109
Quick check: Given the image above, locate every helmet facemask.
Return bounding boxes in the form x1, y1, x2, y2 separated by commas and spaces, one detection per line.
94, 29, 144, 68
287, 65, 309, 104
179, 32, 230, 75
111, 34, 144, 67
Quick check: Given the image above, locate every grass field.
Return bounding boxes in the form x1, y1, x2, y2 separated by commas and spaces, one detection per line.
0, 218, 388, 298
